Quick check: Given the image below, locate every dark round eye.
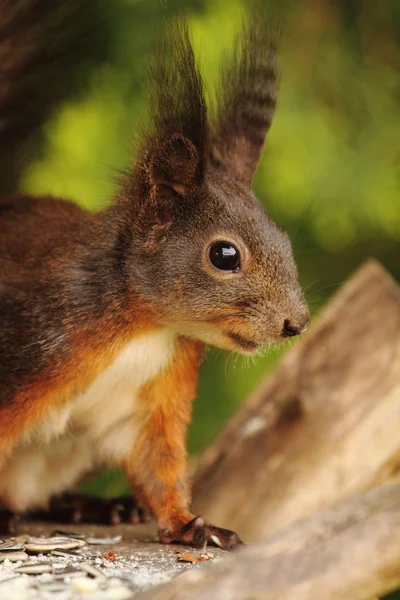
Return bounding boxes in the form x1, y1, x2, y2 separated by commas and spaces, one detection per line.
209, 241, 241, 272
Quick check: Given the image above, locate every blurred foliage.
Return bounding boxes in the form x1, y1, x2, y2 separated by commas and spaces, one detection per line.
17, 0, 399, 516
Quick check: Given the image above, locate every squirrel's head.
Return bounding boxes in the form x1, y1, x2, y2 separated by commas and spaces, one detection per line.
120, 18, 310, 354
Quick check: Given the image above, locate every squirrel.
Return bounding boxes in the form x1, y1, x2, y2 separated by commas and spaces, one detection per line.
0, 2, 310, 549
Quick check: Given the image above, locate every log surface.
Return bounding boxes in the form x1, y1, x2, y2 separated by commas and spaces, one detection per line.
137, 484, 400, 600
193, 260, 400, 541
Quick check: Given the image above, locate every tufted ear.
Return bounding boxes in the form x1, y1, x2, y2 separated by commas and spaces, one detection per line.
210, 14, 279, 187
149, 134, 199, 196
136, 19, 208, 202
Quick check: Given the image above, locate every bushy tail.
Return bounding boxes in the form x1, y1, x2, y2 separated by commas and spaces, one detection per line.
0, 0, 107, 194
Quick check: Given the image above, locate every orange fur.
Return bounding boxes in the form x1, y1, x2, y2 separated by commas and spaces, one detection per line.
0, 313, 156, 465
122, 337, 203, 530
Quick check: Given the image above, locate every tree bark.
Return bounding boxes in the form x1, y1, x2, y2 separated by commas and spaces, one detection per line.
193, 260, 400, 541
136, 484, 400, 600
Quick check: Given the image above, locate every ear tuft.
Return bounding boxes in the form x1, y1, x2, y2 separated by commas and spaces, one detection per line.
135, 19, 208, 200
149, 134, 199, 195
210, 13, 279, 186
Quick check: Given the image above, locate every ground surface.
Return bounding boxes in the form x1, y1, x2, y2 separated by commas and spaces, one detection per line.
0, 520, 225, 599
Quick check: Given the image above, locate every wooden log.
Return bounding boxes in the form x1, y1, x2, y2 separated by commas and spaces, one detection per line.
136, 484, 400, 600
192, 260, 400, 541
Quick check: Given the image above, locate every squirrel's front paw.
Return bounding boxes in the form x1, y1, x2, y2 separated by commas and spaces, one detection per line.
159, 516, 244, 550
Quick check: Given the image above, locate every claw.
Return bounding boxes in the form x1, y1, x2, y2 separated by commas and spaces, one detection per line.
159, 516, 244, 551
210, 534, 222, 548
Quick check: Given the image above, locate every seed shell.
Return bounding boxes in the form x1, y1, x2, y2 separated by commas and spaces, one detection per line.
51, 529, 86, 539
0, 575, 21, 586
86, 535, 122, 545
51, 548, 83, 558
0, 551, 29, 562
0, 540, 26, 552
38, 581, 71, 593
25, 536, 86, 553
81, 561, 107, 579
14, 561, 53, 574
72, 576, 99, 593
55, 567, 84, 579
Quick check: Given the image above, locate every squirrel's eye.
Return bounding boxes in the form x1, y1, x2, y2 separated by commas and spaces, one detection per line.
209, 241, 240, 272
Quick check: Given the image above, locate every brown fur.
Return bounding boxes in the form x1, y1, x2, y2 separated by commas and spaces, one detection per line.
0, 5, 309, 547
0, 0, 107, 194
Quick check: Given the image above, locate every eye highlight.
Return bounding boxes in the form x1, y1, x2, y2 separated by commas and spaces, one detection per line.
209, 241, 240, 272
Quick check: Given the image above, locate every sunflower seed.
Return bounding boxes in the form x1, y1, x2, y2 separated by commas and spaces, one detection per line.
0, 540, 26, 552
86, 535, 122, 545
104, 586, 133, 599
25, 536, 86, 553
37, 581, 71, 592
51, 548, 83, 558
14, 561, 53, 574
51, 529, 86, 539
0, 575, 21, 586
72, 576, 99, 593
80, 562, 107, 579
0, 551, 28, 562
55, 567, 84, 579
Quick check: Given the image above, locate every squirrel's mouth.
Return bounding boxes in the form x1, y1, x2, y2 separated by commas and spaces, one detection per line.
227, 332, 260, 352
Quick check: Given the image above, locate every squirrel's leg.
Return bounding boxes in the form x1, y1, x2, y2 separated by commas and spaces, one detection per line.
0, 507, 18, 535
122, 338, 243, 551
28, 493, 151, 526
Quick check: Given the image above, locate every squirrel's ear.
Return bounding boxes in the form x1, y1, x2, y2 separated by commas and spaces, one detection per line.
136, 19, 208, 199
210, 15, 279, 187
149, 134, 199, 196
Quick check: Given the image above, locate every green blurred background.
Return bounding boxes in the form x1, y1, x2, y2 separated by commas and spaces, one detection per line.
14, 0, 400, 505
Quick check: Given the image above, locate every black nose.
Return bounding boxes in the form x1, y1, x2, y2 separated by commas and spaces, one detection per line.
282, 319, 303, 338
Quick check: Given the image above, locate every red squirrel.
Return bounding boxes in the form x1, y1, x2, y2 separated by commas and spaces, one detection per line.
0, 3, 310, 549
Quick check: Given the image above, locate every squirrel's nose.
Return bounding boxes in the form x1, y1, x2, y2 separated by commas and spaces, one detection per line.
282, 318, 306, 338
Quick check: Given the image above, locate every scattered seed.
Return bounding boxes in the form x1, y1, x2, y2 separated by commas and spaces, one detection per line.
80, 562, 107, 580
38, 581, 70, 592
104, 586, 133, 599
14, 535, 29, 542
86, 535, 122, 545
0, 529, 197, 597
25, 536, 86, 553
51, 529, 87, 539
14, 561, 53, 574
51, 548, 83, 558
72, 575, 99, 593
55, 567, 85, 579
0, 551, 29, 562
0, 540, 26, 552
0, 575, 21, 586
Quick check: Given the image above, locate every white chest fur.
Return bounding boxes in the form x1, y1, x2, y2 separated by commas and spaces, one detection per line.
68, 327, 176, 458
0, 329, 177, 511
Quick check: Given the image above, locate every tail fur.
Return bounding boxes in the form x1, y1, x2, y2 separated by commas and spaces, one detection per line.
0, 0, 106, 194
